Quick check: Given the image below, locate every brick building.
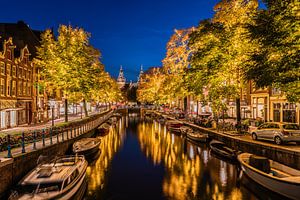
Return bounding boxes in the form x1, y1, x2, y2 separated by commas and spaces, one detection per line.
0, 21, 43, 129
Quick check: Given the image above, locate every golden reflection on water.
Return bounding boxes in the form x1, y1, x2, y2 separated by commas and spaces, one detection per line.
137, 120, 240, 200
86, 118, 125, 195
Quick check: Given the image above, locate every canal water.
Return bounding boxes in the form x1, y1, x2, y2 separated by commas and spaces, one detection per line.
85, 115, 284, 200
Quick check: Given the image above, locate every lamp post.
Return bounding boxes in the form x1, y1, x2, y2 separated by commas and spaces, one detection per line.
80, 102, 83, 119
49, 100, 55, 127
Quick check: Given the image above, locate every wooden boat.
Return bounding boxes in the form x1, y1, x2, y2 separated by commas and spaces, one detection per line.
179, 126, 193, 135
166, 120, 184, 133
186, 131, 208, 142
10, 156, 88, 200
73, 138, 101, 158
97, 123, 111, 136
238, 153, 300, 200
209, 140, 237, 161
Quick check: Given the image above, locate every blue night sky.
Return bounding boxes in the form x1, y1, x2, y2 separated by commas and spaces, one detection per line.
1, 0, 222, 81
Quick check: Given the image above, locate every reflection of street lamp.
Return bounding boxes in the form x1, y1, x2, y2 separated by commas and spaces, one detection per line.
49, 100, 55, 127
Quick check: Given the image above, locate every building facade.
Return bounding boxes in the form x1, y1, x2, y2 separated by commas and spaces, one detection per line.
0, 37, 34, 129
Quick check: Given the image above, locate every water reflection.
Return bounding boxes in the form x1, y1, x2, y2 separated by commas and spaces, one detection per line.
137, 121, 242, 200
86, 117, 125, 199
85, 116, 285, 200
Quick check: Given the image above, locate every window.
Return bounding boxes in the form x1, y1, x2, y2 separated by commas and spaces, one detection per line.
283, 124, 299, 130
0, 62, 5, 75
0, 78, 5, 96
19, 68, 22, 78
272, 87, 281, 95
273, 103, 281, 122
283, 103, 296, 123
268, 123, 279, 129
7, 79, 11, 96
18, 81, 22, 95
23, 82, 26, 95
28, 83, 31, 95
12, 66, 16, 77
7, 64, 11, 76
12, 81, 16, 96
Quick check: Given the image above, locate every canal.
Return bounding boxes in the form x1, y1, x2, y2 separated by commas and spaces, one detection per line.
85, 114, 284, 200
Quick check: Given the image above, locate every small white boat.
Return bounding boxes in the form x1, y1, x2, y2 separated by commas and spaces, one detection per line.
238, 153, 300, 200
10, 156, 88, 200
73, 138, 101, 158
187, 131, 208, 142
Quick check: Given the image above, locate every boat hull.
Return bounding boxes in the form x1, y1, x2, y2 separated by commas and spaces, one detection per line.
209, 141, 237, 161
239, 154, 300, 200
73, 139, 101, 159
187, 133, 207, 142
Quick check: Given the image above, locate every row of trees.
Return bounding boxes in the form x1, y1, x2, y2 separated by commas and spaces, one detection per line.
137, 0, 299, 129
35, 25, 122, 122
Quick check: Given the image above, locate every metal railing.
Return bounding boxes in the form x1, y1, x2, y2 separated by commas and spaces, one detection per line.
1, 110, 113, 158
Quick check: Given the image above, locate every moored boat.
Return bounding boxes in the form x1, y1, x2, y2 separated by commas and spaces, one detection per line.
209, 140, 237, 161
186, 131, 208, 142
238, 153, 300, 200
10, 156, 88, 200
166, 120, 184, 133
97, 123, 111, 136
180, 126, 193, 135
73, 138, 101, 158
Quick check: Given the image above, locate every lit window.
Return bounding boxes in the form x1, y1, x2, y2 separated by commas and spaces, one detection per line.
0, 78, 5, 96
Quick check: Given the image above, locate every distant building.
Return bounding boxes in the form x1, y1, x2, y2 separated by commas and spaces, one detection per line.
117, 66, 126, 88
117, 65, 144, 102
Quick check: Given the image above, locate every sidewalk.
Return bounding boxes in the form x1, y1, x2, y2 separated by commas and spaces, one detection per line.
0, 110, 105, 136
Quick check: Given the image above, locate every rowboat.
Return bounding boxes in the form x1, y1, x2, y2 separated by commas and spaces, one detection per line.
97, 123, 111, 136
73, 138, 101, 158
209, 140, 237, 161
10, 156, 88, 200
179, 126, 193, 135
166, 120, 184, 133
186, 131, 208, 142
238, 153, 300, 200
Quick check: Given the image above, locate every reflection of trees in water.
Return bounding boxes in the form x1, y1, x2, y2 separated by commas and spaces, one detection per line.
137, 121, 201, 199
137, 121, 242, 200
86, 118, 125, 195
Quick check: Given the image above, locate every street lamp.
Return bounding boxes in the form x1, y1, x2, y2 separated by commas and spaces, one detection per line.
80, 102, 83, 119
49, 100, 55, 127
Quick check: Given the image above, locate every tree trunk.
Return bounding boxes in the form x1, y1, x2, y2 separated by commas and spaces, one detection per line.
236, 97, 241, 133
83, 99, 88, 117
64, 98, 68, 122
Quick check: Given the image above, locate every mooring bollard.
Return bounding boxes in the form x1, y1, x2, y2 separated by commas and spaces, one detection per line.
50, 128, 53, 145
33, 131, 37, 150
42, 129, 45, 147
21, 132, 25, 153
7, 134, 12, 158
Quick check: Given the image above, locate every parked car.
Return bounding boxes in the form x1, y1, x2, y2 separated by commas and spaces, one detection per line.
251, 122, 300, 145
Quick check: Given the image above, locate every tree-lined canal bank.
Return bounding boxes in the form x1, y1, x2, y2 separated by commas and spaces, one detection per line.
85, 115, 286, 200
